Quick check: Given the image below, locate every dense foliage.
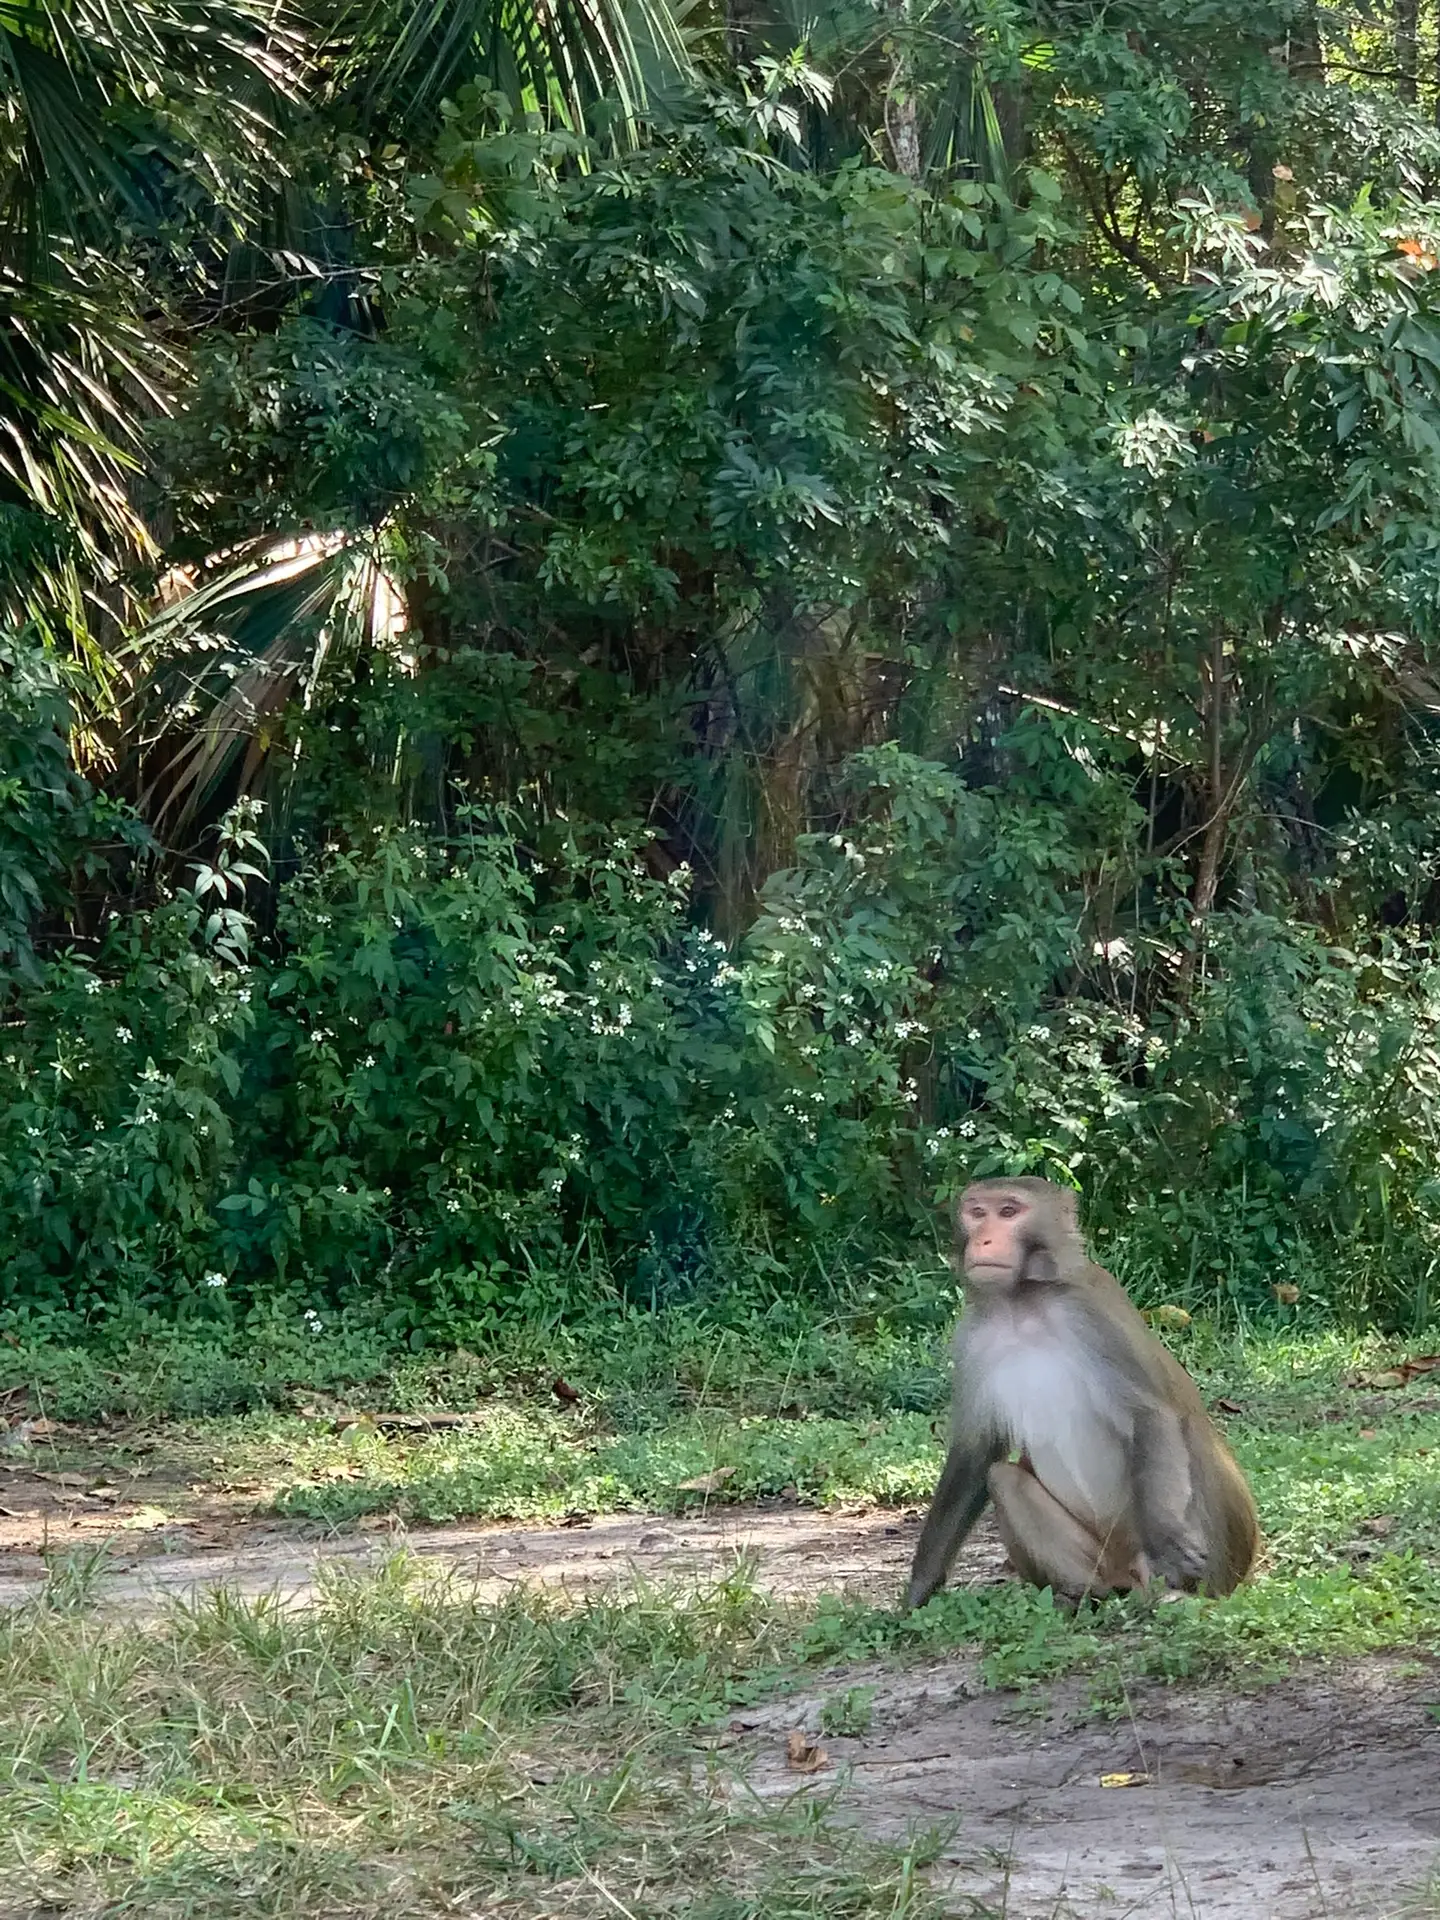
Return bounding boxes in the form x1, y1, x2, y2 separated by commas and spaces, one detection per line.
9, 0, 1440, 1333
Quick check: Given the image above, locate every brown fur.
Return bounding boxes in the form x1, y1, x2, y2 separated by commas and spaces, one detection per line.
905, 1178, 1259, 1609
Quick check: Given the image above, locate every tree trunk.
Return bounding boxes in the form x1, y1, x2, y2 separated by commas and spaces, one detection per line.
1175, 632, 1229, 1000
884, 0, 921, 177
1397, 0, 1419, 100
724, 0, 768, 66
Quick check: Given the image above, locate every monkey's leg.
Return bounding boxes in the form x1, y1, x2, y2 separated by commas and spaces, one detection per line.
987, 1462, 1143, 1601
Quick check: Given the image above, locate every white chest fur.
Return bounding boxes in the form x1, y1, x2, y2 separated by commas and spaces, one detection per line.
959, 1312, 1131, 1530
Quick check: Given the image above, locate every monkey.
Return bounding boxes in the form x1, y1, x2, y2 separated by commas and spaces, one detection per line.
905, 1176, 1258, 1611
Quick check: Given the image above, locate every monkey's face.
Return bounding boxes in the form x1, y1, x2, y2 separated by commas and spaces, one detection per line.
957, 1186, 1033, 1285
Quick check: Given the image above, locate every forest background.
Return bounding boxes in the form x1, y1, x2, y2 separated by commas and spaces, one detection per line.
8, 0, 1440, 1381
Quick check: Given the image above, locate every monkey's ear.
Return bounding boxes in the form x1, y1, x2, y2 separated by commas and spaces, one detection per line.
1055, 1186, 1080, 1229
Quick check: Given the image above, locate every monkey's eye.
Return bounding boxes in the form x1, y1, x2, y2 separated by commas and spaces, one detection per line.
998, 1202, 1019, 1218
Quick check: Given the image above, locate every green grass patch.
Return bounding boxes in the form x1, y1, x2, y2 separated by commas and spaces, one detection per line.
4, 1541, 1440, 1919
0, 1558, 955, 1920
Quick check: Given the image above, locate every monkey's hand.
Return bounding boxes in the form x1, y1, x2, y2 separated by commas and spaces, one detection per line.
1140, 1518, 1211, 1591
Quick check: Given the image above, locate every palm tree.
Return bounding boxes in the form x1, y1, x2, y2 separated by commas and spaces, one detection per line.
0, 0, 306, 677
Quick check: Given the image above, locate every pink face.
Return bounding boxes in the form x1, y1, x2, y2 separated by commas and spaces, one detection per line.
959, 1188, 1032, 1280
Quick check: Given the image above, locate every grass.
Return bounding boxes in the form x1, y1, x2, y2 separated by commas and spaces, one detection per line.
4, 1285, 1440, 1915
0, 1557, 957, 1920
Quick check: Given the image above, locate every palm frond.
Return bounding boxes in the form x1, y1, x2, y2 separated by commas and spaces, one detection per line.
123, 534, 406, 834
322, 0, 692, 141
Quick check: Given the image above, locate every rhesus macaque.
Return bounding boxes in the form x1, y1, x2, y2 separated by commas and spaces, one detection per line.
906, 1177, 1258, 1611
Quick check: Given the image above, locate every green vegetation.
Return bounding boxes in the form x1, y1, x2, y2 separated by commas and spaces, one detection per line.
11, 2, 1440, 1332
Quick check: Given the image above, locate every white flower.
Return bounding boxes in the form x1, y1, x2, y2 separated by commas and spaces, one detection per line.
447, 1198, 462, 1213
84, 978, 102, 995
115, 1027, 133, 1044
204, 1271, 227, 1289
303, 1308, 324, 1334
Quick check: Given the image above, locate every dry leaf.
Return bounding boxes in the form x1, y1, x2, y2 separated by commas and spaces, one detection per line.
1214, 1398, 1245, 1415
1359, 1428, 1378, 1441
677, 1467, 736, 1494
1152, 1305, 1191, 1330
786, 1730, 829, 1774
1100, 1771, 1150, 1789
1399, 237, 1440, 269
1271, 1283, 1300, 1306
1349, 1354, 1440, 1391
553, 1378, 581, 1404
1360, 1516, 1394, 1536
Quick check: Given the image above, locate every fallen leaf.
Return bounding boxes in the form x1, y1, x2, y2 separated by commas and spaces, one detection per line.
121, 1506, 172, 1531
560, 1511, 593, 1529
1100, 1771, 1150, 1789
85, 1486, 122, 1501
35, 1471, 87, 1489
1214, 1398, 1245, 1414
1271, 1283, 1300, 1306
553, 1378, 581, 1404
1359, 1428, 1378, 1440
1346, 1355, 1440, 1391
677, 1467, 736, 1495
786, 1730, 829, 1774
1360, 1516, 1394, 1536
1152, 1305, 1191, 1330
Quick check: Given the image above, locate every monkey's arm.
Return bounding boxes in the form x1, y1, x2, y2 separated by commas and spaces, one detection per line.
1128, 1405, 1213, 1589
905, 1431, 1003, 1611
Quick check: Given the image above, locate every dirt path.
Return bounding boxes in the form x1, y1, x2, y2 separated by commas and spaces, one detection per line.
738, 1655, 1440, 1920
0, 1499, 956, 1608
2, 1481, 1436, 1917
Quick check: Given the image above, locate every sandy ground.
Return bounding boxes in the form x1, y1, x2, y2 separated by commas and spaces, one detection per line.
1, 1461, 1437, 1918
737, 1654, 1440, 1920
0, 1496, 944, 1608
